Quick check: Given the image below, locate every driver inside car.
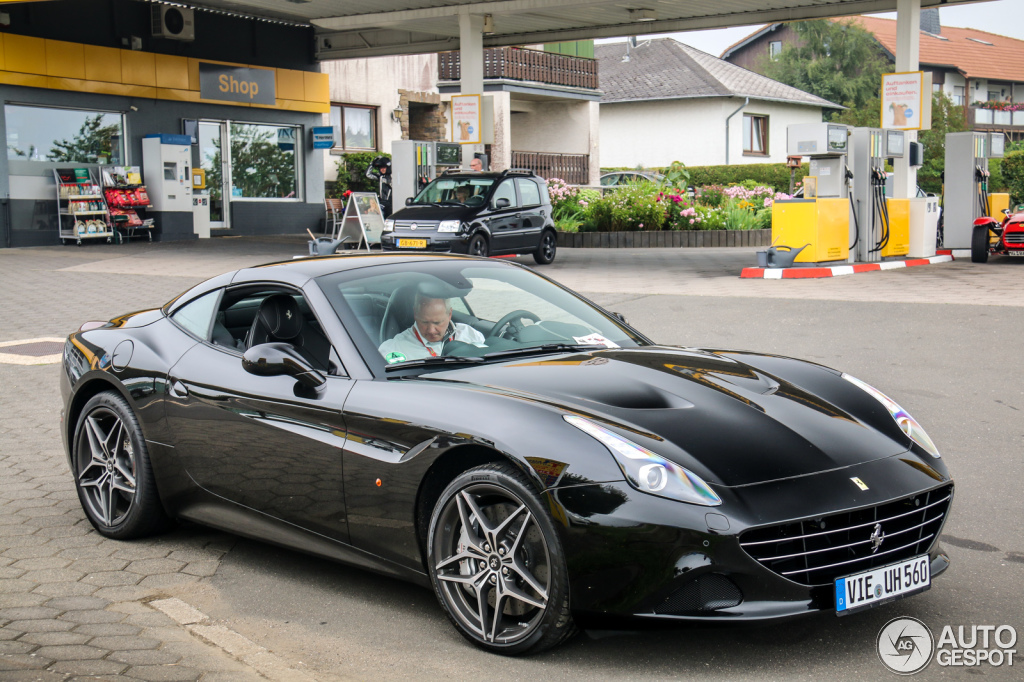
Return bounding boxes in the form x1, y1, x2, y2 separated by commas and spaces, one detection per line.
378, 292, 485, 363
453, 184, 473, 203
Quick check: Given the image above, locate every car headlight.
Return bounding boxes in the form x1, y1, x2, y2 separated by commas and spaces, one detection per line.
842, 374, 940, 458
383, 219, 395, 233
438, 220, 461, 233
563, 415, 721, 506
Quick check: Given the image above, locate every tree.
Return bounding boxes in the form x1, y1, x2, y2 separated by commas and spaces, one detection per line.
764, 19, 893, 123
917, 92, 968, 194
47, 114, 121, 163
206, 125, 297, 199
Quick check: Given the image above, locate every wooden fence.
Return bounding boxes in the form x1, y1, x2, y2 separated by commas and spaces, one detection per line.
512, 151, 589, 185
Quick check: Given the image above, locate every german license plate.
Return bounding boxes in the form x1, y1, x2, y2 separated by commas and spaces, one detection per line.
397, 238, 427, 248
835, 555, 930, 615
1006, 250, 1024, 257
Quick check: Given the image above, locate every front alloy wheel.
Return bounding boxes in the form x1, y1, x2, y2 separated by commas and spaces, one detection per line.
468, 234, 489, 258
533, 231, 557, 264
428, 464, 575, 655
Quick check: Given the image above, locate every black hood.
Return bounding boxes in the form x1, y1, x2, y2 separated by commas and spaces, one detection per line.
389, 204, 479, 222
426, 347, 912, 487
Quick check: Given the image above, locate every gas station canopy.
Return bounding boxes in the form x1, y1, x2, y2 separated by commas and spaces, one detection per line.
157, 0, 982, 59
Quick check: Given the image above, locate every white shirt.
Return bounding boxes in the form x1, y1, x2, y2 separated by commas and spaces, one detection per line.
379, 323, 486, 363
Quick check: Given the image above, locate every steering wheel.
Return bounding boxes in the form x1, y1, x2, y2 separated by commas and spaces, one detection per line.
490, 310, 540, 340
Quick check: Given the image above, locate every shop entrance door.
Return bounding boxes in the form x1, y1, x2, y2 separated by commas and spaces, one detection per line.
197, 121, 231, 228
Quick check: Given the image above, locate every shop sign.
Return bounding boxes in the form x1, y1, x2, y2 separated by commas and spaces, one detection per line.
199, 63, 276, 105
451, 94, 481, 145
311, 126, 335, 149
881, 71, 932, 131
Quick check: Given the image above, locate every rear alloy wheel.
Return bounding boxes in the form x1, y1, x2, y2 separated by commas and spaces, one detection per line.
428, 463, 575, 655
468, 234, 489, 258
971, 225, 990, 263
72, 391, 169, 539
533, 230, 557, 265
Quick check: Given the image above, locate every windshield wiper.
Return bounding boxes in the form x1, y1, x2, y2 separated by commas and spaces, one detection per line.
384, 355, 485, 372
481, 343, 607, 361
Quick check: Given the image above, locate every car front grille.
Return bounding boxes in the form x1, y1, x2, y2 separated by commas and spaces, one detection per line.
739, 484, 953, 586
1003, 232, 1024, 245
394, 220, 438, 232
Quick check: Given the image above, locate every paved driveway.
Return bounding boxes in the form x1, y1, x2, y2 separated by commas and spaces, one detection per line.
1, 239, 1021, 680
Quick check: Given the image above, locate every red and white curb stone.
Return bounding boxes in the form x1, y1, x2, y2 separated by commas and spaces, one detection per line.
741, 254, 954, 279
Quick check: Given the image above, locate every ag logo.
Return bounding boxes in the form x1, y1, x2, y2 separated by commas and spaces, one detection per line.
385, 352, 407, 364
877, 617, 934, 675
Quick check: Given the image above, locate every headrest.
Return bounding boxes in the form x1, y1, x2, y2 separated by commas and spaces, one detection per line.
256, 294, 303, 340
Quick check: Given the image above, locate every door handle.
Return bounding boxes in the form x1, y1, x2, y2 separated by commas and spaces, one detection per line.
168, 379, 188, 398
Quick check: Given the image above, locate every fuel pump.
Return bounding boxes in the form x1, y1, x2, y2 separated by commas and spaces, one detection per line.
850, 128, 906, 262
390, 141, 462, 208
772, 123, 851, 264
942, 132, 990, 249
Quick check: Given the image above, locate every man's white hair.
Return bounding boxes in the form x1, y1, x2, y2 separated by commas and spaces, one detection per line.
413, 292, 453, 315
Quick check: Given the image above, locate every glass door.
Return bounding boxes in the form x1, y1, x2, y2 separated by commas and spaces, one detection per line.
196, 121, 230, 228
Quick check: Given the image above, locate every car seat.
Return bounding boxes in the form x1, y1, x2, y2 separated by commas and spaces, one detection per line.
378, 284, 418, 345
247, 294, 331, 371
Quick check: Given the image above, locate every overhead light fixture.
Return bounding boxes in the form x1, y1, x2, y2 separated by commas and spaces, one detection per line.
391, 105, 404, 122
483, 14, 494, 34
629, 9, 657, 22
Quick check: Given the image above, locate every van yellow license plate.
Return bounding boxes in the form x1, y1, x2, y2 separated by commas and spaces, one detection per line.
398, 239, 427, 248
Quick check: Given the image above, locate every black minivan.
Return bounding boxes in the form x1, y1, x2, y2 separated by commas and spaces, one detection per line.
380, 169, 558, 264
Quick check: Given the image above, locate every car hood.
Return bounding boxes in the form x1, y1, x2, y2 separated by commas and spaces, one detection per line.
389, 204, 479, 223
425, 347, 911, 487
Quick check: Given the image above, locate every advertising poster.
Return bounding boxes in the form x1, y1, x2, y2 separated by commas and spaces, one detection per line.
337, 192, 384, 250
881, 72, 932, 131
451, 94, 482, 144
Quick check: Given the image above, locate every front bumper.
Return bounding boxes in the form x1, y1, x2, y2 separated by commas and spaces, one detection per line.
550, 452, 952, 626
380, 231, 471, 253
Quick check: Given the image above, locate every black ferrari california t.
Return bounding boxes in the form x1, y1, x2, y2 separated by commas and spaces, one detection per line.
60, 253, 953, 655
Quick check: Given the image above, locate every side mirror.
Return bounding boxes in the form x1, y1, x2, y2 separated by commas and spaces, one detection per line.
405, 197, 414, 206
494, 197, 511, 209
242, 342, 325, 389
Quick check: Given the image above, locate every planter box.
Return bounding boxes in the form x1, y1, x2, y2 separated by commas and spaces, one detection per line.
556, 228, 771, 248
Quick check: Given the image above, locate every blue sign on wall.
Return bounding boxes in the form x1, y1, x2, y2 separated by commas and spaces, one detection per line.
312, 126, 335, 150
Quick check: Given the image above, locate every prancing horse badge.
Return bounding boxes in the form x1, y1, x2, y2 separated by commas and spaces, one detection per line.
850, 477, 869, 491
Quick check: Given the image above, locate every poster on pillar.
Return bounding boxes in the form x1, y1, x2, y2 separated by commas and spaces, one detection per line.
451, 94, 482, 144
880, 71, 932, 131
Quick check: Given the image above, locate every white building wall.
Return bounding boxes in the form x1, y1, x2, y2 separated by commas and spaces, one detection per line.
600, 98, 823, 168
320, 54, 438, 181
510, 100, 593, 155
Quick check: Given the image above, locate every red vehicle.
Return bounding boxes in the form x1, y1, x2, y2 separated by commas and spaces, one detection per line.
971, 207, 1024, 262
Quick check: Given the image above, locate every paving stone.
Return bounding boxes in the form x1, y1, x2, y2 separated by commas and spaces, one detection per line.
20, 568, 85, 584
31, 581, 99, 598
34, 643, 109, 660
72, 623, 141, 637
125, 558, 186, 575
0, 606, 60, 621
110, 546, 173, 561
106, 601, 152, 615
49, 659, 129, 675
89, 635, 161, 651
0, 653, 55, 670
0, 593, 48, 608
0, 567, 27, 579
11, 558, 71, 571
180, 561, 218, 577
124, 612, 178, 628
107, 647, 183, 665
137, 573, 199, 590
6, 619, 75, 633
59, 609, 125, 624
17, 630, 90, 646
92, 585, 159, 602
66, 558, 129, 573
81, 571, 142, 587
0, 579, 40, 593
43, 595, 110, 611
0, 639, 36, 654
0, 627, 24, 640
57, 546, 115, 560
124, 665, 201, 682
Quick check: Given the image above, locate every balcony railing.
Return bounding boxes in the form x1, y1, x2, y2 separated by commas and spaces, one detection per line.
970, 106, 1024, 127
438, 47, 598, 90
512, 151, 589, 185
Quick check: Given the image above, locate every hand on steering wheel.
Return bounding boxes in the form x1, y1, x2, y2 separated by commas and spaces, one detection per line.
490, 310, 540, 340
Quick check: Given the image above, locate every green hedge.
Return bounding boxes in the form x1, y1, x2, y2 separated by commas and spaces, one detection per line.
328, 151, 390, 198
1001, 150, 1024, 206
601, 162, 809, 194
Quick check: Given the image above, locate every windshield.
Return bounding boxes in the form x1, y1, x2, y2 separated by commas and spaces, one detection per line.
317, 260, 647, 372
411, 177, 495, 205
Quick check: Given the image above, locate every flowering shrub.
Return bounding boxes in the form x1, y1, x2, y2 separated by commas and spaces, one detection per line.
696, 185, 726, 208
975, 100, 1024, 112
585, 183, 666, 232
694, 206, 727, 230
658, 191, 702, 229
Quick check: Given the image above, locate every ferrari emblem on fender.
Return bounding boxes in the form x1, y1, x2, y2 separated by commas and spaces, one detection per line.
870, 523, 885, 553
851, 477, 869, 491
285, 310, 292, 320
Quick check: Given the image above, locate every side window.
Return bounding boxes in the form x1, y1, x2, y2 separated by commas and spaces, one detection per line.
600, 174, 619, 186
492, 179, 519, 208
516, 178, 542, 207
170, 290, 221, 341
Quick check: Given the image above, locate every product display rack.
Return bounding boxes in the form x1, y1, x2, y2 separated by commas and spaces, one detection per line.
101, 166, 155, 242
54, 168, 114, 245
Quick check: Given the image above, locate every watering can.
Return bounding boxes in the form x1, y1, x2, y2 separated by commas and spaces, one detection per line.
766, 244, 809, 268
307, 232, 351, 256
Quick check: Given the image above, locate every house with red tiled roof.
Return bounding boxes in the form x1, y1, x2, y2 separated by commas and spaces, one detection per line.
721, 9, 1024, 139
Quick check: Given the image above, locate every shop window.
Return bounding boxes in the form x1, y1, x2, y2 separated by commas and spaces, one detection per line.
769, 41, 782, 60
5, 105, 124, 164
743, 114, 768, 155
227, 123, 301, 200
329, 104, 377, 151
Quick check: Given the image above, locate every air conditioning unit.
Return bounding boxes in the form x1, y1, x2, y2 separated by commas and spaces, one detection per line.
152, 5, 195, 41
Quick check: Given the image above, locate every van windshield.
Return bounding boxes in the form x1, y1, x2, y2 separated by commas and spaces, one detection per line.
412, 177, 495, 205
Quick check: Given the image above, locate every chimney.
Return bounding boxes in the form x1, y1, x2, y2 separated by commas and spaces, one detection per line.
920, 8, 941, 35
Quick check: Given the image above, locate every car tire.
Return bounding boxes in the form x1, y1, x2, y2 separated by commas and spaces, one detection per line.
427, 462, 576, 655
971, 225, 989, 263
468, 234, 489, 258
533, 230, 557, 265
71, 391, 170, 539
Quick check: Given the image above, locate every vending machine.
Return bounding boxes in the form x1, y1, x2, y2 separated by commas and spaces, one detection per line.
142, 134, 193, 212
391, 141, 463, 208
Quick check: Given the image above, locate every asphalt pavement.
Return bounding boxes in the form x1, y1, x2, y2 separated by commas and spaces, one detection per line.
0, 237, 1021, 681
